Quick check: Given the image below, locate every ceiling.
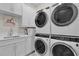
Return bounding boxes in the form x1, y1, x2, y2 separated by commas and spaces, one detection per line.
25, 3, 44, 8
25, 3, 56, 10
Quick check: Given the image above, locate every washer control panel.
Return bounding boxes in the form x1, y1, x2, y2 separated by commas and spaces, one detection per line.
51, 34, 79, 43
35, 33, 50, 38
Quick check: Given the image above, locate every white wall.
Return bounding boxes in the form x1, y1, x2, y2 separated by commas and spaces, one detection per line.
22, 4, 36, 27
25, 3, 56, 11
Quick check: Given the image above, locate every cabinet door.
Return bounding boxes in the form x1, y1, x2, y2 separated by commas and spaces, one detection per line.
0, 44, 15, 56
16, 41, 26, 56
13, 3, 22, 15
0, 3, 14, 11
0, 3, 22, 15
25, 36, 35, 55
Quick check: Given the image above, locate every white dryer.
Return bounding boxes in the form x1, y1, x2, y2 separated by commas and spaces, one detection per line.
35, 7, 50, 34
50, 34, 79, 56
50, 3, 79, 36
34, 33, 50, 56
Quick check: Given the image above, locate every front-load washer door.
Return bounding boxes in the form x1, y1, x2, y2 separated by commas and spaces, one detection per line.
51, 3, 78, 26
51, 42, 76, 56
35, 11, 47, 28
35, 38, 48, 56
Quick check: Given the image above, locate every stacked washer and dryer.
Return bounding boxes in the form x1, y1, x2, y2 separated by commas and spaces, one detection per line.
34, 7, 51, 56
50, 3, 79, 56
34, 3, 79, 56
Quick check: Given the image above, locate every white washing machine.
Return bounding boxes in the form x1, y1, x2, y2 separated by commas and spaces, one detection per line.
34, 33, 50, 56
50, 34, 79, 56
35, 7, 50, 34
50, 3, 79, 36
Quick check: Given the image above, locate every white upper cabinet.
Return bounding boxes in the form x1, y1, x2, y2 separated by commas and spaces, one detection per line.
22, 4, 36, 27
0, 3, 13, 11
13, 3, 22, 16
0, 3, 22, 16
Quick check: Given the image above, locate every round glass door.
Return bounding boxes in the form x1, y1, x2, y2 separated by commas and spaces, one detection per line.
51, 3, 78, 26
35, 39, 47, 55
52, 44, 76, 56
35, 12, 47, 28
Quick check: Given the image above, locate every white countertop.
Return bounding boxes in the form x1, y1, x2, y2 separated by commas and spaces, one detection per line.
0, 35, 28, 41
0, 34, 35, 47
0, 35, 29, 46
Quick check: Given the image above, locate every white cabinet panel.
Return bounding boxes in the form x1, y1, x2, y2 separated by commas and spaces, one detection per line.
16, 41, 26, 56
0, 44, 15, 56
0, 3, 22, 16
13, 3, 22, 15
0, 3, 14, 12
26, 36, 35, 55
